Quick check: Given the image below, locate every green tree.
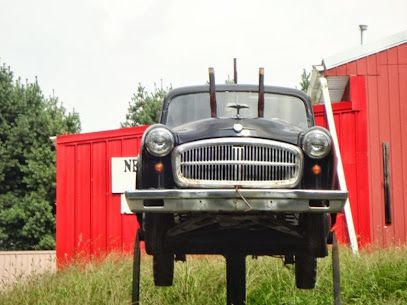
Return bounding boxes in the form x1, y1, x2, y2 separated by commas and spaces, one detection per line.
299, 68, 311, 93
0, 63, 80, 250
122, 83, 170, 126
225, 75, 235, 85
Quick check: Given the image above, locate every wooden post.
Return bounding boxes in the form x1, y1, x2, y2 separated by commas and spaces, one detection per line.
233, 58, 238, 84
258, 68, 264, 117
209, 67, 217, 118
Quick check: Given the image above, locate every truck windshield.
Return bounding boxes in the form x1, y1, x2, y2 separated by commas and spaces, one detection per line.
165, 92, 308, 129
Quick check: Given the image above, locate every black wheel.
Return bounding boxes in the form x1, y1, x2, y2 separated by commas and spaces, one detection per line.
143, 214, 155, 255
143, 212, 173, 255
153, 253, 174, 286
295, 255, 317, 289
143, 211, 175, 286
301, 213, 329, 257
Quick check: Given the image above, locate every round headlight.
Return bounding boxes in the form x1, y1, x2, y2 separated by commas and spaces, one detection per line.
144, 127, 174, 157
302, 128, 332, 159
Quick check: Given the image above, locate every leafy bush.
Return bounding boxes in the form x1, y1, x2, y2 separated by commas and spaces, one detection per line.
0, 63, 80, 250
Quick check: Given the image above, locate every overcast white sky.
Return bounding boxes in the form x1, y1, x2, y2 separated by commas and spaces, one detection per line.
1, 0, 406, 132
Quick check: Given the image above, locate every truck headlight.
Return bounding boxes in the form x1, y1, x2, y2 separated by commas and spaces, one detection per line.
144, 126, 174, 157
302, 128, 332, 159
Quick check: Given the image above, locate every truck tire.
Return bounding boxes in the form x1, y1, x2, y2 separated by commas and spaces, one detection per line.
295, 255, 317, 289
302, 213, 329, 257
144, 211, 175, 286
143, 210, 173, 255
153, 253, 174, 286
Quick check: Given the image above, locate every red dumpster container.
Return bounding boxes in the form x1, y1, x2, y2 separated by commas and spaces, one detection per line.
56, 126, 148, 266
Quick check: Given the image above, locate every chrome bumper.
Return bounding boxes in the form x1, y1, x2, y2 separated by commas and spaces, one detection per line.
124, 189, 347, 213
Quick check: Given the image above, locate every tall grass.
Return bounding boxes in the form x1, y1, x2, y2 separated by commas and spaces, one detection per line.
1, 247, 406, 305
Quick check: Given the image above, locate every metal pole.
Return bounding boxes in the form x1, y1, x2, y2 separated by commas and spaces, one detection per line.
131, 231, 141, 305
226, 254, 246, 305
319, 77, 359, 254
332, 233, 342, 305
359, 25, 368, 45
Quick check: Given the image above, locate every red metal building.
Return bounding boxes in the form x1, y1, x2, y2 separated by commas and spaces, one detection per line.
56, 126, 147, 265
309, 30, 407, 246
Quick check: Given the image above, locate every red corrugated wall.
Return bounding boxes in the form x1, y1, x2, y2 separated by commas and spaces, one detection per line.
314, 76, 370, 246
325, 43, 407, 246
56, 126, 147, 265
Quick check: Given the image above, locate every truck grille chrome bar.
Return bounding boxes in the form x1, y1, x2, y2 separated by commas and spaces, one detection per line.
172, 138, 303, 188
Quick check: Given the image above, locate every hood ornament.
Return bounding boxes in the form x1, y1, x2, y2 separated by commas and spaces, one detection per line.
233, 123, 243, 133
228, 103, 249, 119
222, 123, 253, 135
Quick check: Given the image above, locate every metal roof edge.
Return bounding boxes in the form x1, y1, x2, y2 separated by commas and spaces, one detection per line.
56, 126, 148, 145
323, 29, 407, 70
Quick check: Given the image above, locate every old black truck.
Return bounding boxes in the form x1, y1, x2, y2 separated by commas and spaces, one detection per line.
125, 68, 347, 303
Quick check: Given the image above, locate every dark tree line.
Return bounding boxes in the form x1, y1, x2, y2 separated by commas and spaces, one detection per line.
0, 64, 80, 250
122, 83, 170, 126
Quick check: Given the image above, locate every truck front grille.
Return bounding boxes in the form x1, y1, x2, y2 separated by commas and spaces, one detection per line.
172, 138, 303, 188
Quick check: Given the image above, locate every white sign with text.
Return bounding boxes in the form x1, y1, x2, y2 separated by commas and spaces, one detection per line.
111, 157, 138, 193
111, 157, 138, 214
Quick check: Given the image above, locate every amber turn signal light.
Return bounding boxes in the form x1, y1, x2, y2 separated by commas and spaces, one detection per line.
312, 164, 322, 175
154, 162, 164, 173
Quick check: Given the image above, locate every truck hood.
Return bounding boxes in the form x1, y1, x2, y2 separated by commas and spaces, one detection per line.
171, 118, 304, 145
